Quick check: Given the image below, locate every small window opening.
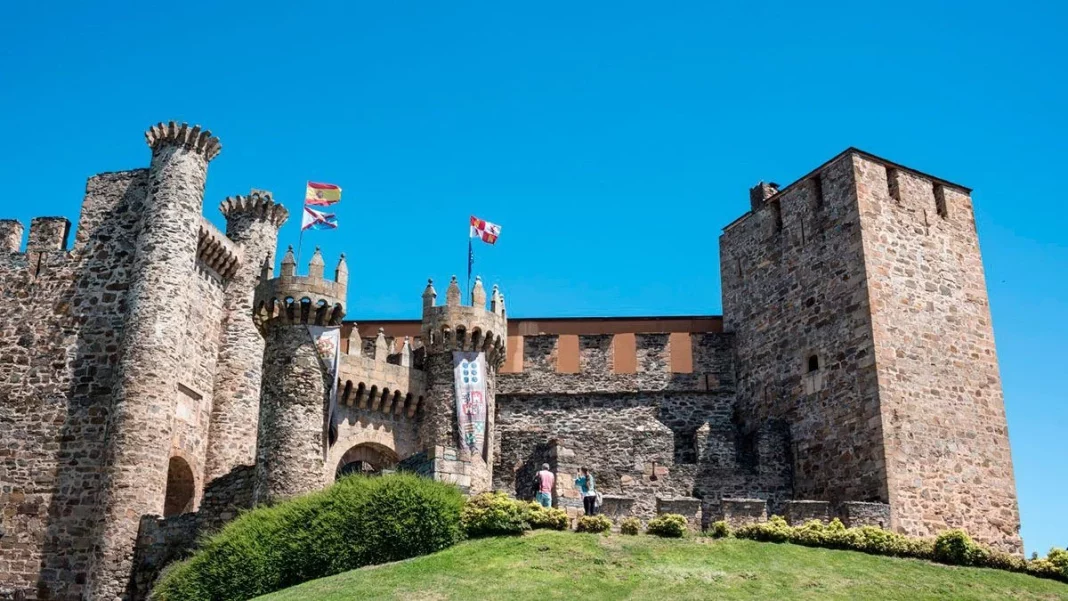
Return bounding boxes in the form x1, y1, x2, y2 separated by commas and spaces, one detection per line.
811, 174, 824, 209
933, 184, 949, 219
769, 200, 783, 232
807, 354, 820, 373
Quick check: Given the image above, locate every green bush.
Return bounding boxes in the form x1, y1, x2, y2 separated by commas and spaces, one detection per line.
462, 492, 530, 538
151, 474, 463, 601
734, 515, 792, 543
933, 529, 982, 566
1048, 547, 1068, 573
575, 515, 612, 533
525, 502, 569, 531
646, 514, 688, 538
620, 517, 641, 536
708, 520, 731, 539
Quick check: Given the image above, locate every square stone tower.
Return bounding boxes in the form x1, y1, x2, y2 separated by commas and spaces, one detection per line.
720, 149, 1020, 553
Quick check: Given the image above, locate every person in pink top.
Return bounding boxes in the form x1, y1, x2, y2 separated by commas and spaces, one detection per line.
534, 463, 555, 507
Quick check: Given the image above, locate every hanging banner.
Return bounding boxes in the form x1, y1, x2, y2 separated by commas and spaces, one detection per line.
307, 325, 342, 446
453, 351, 487, 455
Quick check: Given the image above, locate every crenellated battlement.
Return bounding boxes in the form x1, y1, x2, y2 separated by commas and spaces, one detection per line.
337, 326, 426, 418
421, 276, 507, 366
252, 246, 346, 332
197, 217, 242, 279
497, 331, 734, 395
219, 190, 289, 228
145, 121, 222, 161
0, 218, 23, 252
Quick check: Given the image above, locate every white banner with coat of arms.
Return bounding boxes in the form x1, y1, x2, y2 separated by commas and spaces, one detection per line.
307, 325, 342, 447
453, 351, 487, 455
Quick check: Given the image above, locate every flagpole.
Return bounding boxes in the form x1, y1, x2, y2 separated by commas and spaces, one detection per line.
467, 235, 473, 306
296, 227, 305, 265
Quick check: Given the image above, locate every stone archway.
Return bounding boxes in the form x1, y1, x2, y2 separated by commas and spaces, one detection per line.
335, 443, 399, 480
163, 456, 195, 517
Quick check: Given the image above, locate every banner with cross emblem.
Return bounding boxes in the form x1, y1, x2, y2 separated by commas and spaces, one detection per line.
453, 351, 487, 455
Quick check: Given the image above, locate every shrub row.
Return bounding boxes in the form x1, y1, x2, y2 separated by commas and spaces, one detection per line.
461, 492, 568, 537
152, 474, 465, 601
717, 516, 1067, 584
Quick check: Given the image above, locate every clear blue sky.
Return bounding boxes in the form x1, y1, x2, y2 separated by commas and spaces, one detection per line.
1, 1, 1064, 555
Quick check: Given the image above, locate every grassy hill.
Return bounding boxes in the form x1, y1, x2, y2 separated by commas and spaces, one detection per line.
255, 530, 1068, 601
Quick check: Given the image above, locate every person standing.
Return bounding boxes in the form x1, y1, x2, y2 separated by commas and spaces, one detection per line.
575, 467, 597, 515
534, 463, 555, 508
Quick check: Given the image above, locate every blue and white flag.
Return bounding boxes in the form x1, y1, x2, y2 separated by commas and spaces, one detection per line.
302, 205, 338, 231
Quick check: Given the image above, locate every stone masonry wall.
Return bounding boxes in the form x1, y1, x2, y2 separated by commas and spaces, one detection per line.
255, 325, 330, 503
720, 153, 889, 506
852, 155, 1021, 552
169, 266, 226, 510
92, 133, 216, 601
0, 170, 148, 601
327, 405, 420, 481
128, 465, 254, 600
494, 332, 792, 519
206, 194, 286, 483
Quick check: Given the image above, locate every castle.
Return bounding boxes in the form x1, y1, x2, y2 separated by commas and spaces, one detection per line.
0, 122, 1020, 600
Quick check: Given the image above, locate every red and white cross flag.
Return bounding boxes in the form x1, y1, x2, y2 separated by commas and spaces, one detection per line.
469, 216, 501, 244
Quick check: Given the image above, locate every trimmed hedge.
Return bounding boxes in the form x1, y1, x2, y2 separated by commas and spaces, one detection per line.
151, 474, 464, 601
728, 516, 1067, 585
575, 515, 612, 533
461, 493, 569, 536
525, 502, 569, 531
462, 492, 530, 537
646, 514, 688, 538
619, 517, 641, 536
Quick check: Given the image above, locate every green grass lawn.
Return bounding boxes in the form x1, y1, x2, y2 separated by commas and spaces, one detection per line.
254, 531, 1068, 601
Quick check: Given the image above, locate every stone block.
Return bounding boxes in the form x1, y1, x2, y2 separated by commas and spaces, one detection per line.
656, 497, 702, 530
782, 500, 831, 525
838, 502, 891, 529
719, 498, 767, 528
599, 495, 635, 520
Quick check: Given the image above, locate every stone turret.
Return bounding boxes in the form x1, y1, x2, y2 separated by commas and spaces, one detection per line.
418, 275, 506, 493
93, 122, 221, 600
252, 247, 347, 503
206, 191, 289, 482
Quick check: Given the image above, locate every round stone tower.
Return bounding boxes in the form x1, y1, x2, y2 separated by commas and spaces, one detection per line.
419, 276, 507, 493
252, 246, 347, 504
205, 191, 289, 483
92, 122, 221, 599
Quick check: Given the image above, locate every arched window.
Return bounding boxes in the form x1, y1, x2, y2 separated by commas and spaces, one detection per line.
163, 456, 195, 517
807, 354, 820, 373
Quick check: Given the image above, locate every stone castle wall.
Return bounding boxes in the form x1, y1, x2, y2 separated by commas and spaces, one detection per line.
720, 153, 889, 506
852, 155, 1021, 551
493, 333, 793, 519
0, 170, 148, 600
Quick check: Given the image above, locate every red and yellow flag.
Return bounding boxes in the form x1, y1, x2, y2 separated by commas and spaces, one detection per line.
305, 181, 342, 206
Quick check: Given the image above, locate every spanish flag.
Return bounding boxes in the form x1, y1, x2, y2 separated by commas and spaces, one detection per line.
305, 181, 342, 206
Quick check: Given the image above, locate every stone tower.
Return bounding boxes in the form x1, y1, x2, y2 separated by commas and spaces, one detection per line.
418, 276, 507, 493
720, 148, 1020, 552
205, 191, 289, 482
92, 123, 221, 598
252, 246, 347, 503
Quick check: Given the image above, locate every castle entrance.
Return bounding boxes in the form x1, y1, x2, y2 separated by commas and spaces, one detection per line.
334, 442, 398, 480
